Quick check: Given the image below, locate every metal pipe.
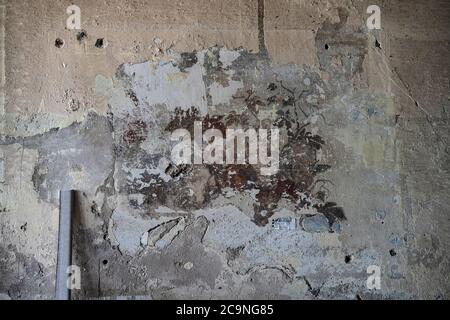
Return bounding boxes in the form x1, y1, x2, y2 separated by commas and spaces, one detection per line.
55, 190, 74, 300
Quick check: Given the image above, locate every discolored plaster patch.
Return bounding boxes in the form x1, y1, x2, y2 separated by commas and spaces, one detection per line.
30, 113, 114, 204
107, 45, 347, 233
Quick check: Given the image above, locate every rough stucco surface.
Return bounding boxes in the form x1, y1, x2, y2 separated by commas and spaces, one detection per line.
0, 0, 449, 300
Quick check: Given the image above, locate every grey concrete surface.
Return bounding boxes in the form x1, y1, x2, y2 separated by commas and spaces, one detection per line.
0, 0, 449, 300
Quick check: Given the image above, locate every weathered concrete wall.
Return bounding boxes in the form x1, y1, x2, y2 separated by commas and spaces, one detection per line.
0, 0, 449, 299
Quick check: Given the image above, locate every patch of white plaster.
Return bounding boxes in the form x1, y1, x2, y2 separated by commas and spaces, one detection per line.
122, 60, 208, 115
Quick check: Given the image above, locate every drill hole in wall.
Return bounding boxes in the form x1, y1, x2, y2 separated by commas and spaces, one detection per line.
55, 38, 65, 48
77, 30, 88, 42
345, 255, 353, 264
375, 39, 382, 49
95, 38, 107, 48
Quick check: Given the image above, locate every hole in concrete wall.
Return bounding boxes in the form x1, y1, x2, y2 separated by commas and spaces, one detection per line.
77, 30, 88, 42
95, 38, 106, 48
55, 38, 64, 48
20, 223, 27, 232
375, 39, 382, 49
345, 255, 353, 264
102, 259, 109, 265
325, 43, 329, 50
389, 249, 397, 257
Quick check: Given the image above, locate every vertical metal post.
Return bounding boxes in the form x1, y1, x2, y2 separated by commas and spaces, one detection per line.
55, 190, 74, 300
